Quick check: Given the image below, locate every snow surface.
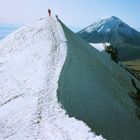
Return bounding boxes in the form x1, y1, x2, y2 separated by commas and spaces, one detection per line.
89, 43, 105, 52
0, 16, 104, 140
106, 29, 111, 32
85, 21, 105, 33
89, 42, 111, 52
97, 25, 104, 32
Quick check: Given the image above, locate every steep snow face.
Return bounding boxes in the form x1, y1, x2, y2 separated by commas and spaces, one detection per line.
58, 20, 140, 140
0, 16, 104, 140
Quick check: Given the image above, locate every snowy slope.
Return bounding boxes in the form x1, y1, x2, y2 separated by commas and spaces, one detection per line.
0, 16, 104, 140
58, 20, 140, 140
89, 43, 105, 52
89, 42, 111, 52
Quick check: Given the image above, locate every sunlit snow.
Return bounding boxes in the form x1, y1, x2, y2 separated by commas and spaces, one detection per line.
0, 16, 104, 140
89, 43, 105, 52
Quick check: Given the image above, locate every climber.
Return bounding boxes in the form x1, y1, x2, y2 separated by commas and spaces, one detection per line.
48, 9, 51, 16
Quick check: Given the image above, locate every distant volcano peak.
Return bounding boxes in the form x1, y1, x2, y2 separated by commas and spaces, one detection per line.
78, 16, 140, 60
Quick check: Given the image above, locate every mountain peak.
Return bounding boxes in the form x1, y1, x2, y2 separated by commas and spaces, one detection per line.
78, 16, 140, 60
108, 16, 119, 20
1, 14, 140, 140
79, 16, 124, 34
101, 16, 122, 23
101, 16, 120, 20
0, 16, 103, 140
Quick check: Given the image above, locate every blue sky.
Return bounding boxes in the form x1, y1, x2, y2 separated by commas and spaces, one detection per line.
0, 0, 139, 31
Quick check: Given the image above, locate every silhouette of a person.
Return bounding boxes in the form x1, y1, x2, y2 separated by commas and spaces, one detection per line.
48, 9, 51, 16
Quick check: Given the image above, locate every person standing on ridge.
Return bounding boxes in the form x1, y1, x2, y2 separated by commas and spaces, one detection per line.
48, 9, 51, 16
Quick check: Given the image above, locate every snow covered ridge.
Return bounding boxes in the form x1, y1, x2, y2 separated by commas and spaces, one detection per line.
0, 16, 104, 140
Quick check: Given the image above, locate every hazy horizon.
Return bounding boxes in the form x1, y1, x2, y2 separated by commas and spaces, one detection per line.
0, 0, 140, 32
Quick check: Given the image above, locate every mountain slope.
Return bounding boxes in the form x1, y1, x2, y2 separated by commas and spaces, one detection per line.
58, 20, 140, 140
77, 16, 140, 60
0, 16, 103, 140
